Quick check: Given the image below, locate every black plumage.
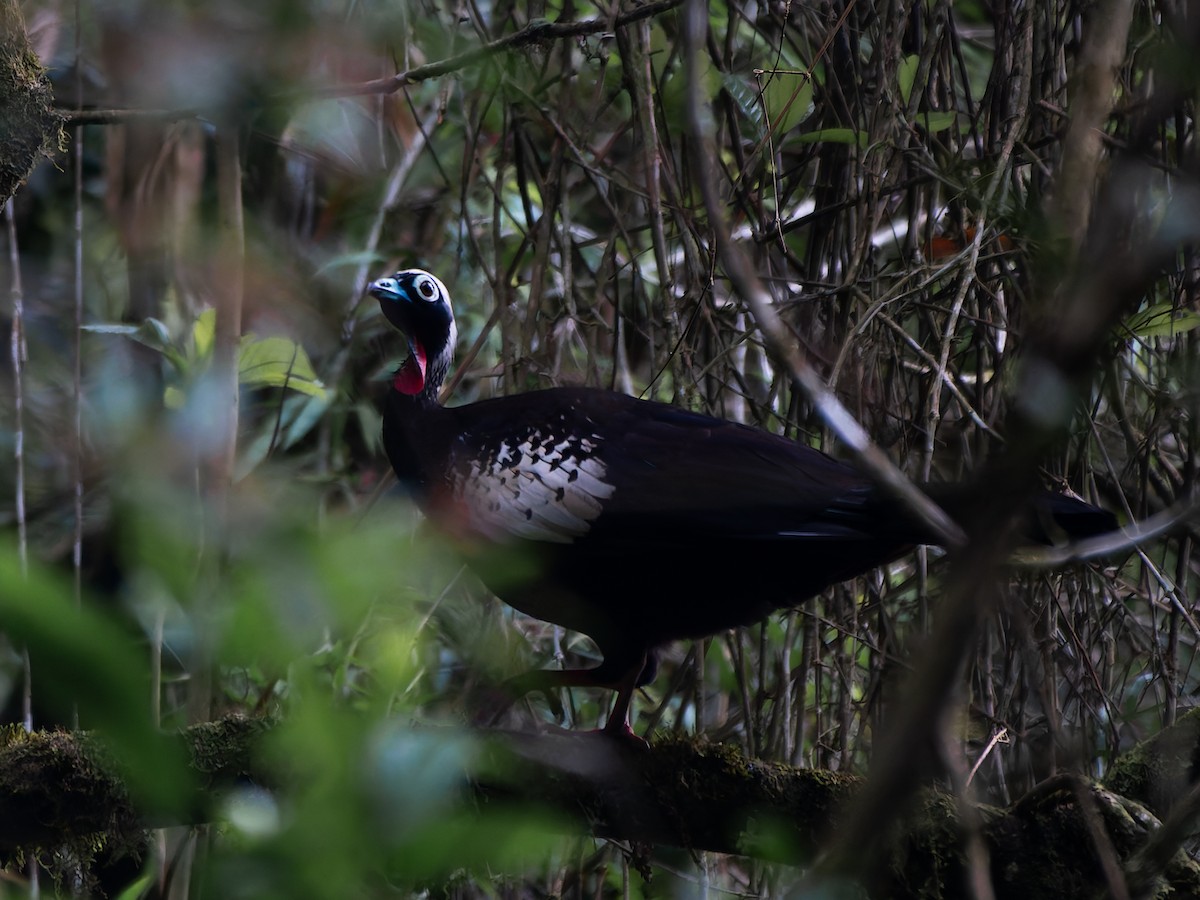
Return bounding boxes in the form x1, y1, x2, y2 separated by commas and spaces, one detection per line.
370, 269, 1116, 738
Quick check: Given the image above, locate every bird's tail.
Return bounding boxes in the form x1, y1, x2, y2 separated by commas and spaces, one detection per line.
922, 483, 1118, 546
1024, 490, 1118, 544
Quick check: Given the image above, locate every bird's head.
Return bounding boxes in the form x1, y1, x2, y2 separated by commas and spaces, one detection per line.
369, 269, 458, 399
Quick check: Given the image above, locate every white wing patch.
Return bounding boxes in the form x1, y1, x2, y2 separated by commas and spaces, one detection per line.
453, 429, 615, 544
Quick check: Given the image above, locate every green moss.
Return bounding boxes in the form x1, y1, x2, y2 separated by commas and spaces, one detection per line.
640, 733, 861, 865
1105, 709, 1200, 818
0, 723, 32, 749
185, 715, 273, 783
0, 729, 146, 888
0, 0, 64, 204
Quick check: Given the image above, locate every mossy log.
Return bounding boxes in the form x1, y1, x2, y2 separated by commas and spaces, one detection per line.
2, 715, 1199, 898
0, 0, 61, 205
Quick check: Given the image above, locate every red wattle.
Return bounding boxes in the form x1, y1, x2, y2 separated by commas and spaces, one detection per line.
393, 345, 427, 395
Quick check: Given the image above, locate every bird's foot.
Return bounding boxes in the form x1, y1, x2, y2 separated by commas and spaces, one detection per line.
597, 719, 650, 750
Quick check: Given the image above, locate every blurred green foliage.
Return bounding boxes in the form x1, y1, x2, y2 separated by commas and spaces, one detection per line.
0, 0, 1195, 895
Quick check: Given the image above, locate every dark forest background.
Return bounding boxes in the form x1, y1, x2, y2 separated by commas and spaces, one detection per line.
0, 0, 1198, 896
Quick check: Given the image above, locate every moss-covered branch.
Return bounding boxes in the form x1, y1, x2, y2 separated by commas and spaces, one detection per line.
0, 0, 61, 204
3, 716, 1200, 899
0, 717, 269, 863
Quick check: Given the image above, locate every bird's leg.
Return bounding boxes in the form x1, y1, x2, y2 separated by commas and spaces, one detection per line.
601, 651, 650, 744
478, 649, 653, 742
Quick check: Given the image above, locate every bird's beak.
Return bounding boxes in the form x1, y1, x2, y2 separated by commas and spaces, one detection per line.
369, 276, 402, 303
371, 276, 414, 336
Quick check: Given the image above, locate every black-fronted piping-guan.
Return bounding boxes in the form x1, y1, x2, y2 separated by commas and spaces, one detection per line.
370, 269, 1116, 739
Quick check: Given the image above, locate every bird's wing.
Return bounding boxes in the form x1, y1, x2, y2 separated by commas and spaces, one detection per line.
444, 415, 616, 544
437, 388, 892, 546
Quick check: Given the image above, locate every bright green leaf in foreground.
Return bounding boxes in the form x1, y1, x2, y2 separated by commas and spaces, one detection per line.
0, 544, 191, 810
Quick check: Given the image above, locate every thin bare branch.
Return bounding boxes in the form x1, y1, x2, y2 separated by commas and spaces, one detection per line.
682, 0, 966, 550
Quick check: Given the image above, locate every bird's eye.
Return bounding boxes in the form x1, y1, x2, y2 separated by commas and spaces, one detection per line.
415, 275, 439, 301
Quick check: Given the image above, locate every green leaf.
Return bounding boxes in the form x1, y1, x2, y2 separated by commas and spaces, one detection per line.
915, 111, 957, 133
660, 52, 720, 132
193, 308, 216, 359
356, 399, 383, 453
239, 335, 328, 398
83, 318, 173, 357
1123, 302, 1200, 338
81, 323, 140, 335
0, 544, 191, 809
113, 873, 156, 900
235, 393, 332, 480
793, 128, 867, 147
898, 54, 919, 105
760, 72, 813, 136
722, 72, 765, 137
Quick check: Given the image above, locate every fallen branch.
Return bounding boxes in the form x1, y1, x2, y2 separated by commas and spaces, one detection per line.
3, 715, 1200, 898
